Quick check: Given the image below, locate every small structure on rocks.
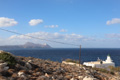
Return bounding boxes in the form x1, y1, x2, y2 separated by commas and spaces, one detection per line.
83, 55, 115, 68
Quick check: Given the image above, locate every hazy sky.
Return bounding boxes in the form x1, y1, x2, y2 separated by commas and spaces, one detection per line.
0, 0, 120, 48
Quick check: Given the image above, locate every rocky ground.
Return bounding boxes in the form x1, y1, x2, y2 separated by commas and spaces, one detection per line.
0, 51, 120, 80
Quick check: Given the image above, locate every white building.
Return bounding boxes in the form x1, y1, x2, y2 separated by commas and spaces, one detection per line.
83, 55, 115, 68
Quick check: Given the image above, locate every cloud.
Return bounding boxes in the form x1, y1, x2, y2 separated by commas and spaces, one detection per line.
106, 33, 120, 38
1, 32, 120, 48
60, 29, 67, 32
29, 19, 43, 26
106, 18, 120, 25
9, 31, 92, 44
45, 25, 58, 28
0, 17, 18, 27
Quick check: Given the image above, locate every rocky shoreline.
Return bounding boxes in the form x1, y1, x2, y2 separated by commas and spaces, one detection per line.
0, 51, 120, 80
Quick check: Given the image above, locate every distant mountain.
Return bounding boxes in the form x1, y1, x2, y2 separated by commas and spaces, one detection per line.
22, 42, 51, 48
0, 42, 51, 50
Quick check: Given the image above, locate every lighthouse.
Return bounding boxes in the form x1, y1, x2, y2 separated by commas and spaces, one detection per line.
105, 55, 113, 63
83, 55, 115, 68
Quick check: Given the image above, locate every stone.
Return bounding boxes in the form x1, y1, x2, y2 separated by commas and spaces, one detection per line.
45, 73, 49, 77
83, 76, 98, 80
115, 72, 120, 76
0, 63, 9, 72
12, 73, 18, 78
18, 72, 25, 77
36, 76, 49, 80
65, 75, 72, 79
0, 60, 4, 63
25, 62, 32, 69
78, 76, 83, 79
8, 69, 15, 74
70, 77, 75, 80
28, 60, 33, 63
18, 70, 27, 78
0, 75, 7, 80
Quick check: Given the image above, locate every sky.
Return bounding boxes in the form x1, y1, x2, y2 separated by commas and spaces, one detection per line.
0, 0, 120, 48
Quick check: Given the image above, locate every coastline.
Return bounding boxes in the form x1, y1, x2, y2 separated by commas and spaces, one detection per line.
0, 51, 120, 80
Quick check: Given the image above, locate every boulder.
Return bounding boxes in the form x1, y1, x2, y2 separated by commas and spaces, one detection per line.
18, 70, 27, 78
0, 63, 9, 72
25, 62, 32, 69
83, 76, 98, 80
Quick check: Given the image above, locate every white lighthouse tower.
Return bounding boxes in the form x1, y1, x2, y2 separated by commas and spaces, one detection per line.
105, 55, 113, 63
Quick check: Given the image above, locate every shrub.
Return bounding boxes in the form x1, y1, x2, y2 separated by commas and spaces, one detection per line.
65, 59, 79, 64
93, 67, 114, 75
108, 66, 120, 72
0, 51, 17, 67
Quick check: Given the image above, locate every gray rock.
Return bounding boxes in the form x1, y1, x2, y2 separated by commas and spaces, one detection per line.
83, 76, 98, 80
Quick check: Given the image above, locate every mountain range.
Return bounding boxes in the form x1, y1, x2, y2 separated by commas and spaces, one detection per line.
0, 42, 51, 50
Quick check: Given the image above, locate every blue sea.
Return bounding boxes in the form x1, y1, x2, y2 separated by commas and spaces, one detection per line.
4, 48, 120, 66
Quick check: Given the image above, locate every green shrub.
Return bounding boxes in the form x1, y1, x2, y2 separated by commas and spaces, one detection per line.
93, 67, 114, 75
0, 51, 17, 67
65, 59, 79, 64
108, 66, 120, 72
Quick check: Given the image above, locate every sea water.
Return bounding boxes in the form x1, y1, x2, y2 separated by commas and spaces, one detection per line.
5, 48, 120, 66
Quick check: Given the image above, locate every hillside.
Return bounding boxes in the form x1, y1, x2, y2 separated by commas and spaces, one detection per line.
0, 51, 119, 80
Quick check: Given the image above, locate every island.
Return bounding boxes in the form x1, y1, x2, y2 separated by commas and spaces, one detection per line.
0, 42, 51, 50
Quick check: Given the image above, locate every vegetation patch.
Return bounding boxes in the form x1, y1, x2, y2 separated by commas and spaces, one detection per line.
0, 51, 17, 67
108, 66, 120, 72
93, 67, 115, 75
65, 59, 79, 64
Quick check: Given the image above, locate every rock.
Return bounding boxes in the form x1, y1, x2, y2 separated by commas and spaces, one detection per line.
0, 50, 4, 53
8, 69, 15, 74
65, 75, 72, 79
78, 76, 83, 79
45, 73, 50, 77
115, 72, 120, 76
17, 77, 27, 80
15, 63, 27, 71
32, 72, 41, 77
28, 60, 33, 63
12, 73, 18, 78
34, 68, 40, 72
18, 70, 26, 77
0, 60, 4, 63
0, 75, 7, 80
70, 77, 75, 80
36, 76, 49, 80
83, 67, 86, 70
25, 62, 32, 69
18, 72, 25, 77
57, 75, 64, 80
0, 62, 9, 72
86, 70, 90, 74
83, 76, 98, 80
